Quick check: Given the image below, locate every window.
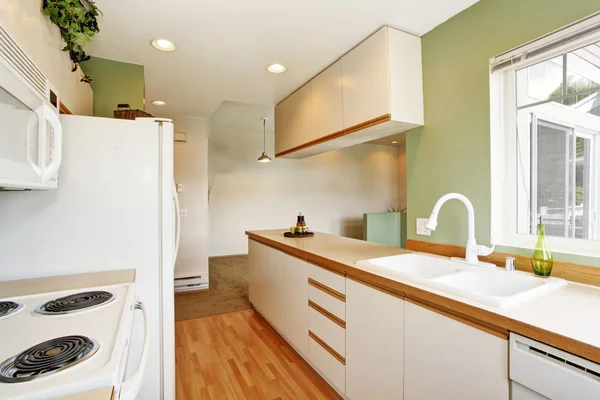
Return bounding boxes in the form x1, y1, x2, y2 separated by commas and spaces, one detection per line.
491, 14, 600, 256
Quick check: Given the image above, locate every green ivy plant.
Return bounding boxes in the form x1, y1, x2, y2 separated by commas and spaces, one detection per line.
42, 0, 101, 83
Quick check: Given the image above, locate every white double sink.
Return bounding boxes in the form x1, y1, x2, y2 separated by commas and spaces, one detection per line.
356, 253, 567, 308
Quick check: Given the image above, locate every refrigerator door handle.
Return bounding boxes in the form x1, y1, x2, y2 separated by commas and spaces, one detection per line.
41, 104, 63, 183
120, 299, 149, 400
173, 182, 181, 265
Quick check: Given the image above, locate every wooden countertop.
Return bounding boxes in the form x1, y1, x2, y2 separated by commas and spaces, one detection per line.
247, 229, 600, 364
0, 269, 136, 298
56, 387, 113, 400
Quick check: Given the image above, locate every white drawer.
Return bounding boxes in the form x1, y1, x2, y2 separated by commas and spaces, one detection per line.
309, 307, 345, 357
308, 263, 345, 295
309, 336, 346, 395
309, 285, 346, 321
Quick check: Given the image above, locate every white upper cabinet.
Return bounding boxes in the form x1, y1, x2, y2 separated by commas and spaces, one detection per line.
275, 82, 312, 156
341, 28, 390, 129
311, 61, 344, 140
275, 26, 423, 159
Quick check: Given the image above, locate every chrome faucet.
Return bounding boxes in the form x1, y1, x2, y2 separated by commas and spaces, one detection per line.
426, 193, 495, 267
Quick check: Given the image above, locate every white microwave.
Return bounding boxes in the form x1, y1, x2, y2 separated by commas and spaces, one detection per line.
0, 25, 62, 191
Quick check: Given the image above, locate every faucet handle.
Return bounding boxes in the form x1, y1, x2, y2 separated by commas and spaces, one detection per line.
477, 237, 495, 256
505, 257, 516, 272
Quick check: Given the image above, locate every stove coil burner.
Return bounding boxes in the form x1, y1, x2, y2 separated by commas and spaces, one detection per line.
0, 302, 22, 318
35, 291, 114, 315
0, 335, 99, 383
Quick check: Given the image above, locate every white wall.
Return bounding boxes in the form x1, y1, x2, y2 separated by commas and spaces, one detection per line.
171, 116, 209, 278
208, 106, 399, 256
0, 0, 93, 115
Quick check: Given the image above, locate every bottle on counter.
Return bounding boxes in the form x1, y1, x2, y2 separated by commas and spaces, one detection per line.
296, 213, 304, 234
531, 216, 553, 277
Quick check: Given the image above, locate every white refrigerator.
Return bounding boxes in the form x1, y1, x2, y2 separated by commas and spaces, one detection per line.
0, 115, 177, 400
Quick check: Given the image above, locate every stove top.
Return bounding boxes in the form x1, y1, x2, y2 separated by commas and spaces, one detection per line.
35, 291, 115, 315
0, 283, 134, 400
0, 335, 99, 383
0, 302, 23, 320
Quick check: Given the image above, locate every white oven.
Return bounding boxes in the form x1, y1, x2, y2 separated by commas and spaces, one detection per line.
0, 25, 62, 191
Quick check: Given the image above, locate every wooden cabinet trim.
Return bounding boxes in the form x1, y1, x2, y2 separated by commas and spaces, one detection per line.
406, 239, 600, 288
59, 102, 73, 115
308, 278, 346, 302
275, 114, 391, 158
346, 275, 404, 299
247, 236, 307, 262
309, 300, 346, 329
307, 260, 345, 277
405, 297, 509, 340
309, 330, 346, 365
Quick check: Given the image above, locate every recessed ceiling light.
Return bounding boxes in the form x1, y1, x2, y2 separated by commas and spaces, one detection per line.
150, 39, 177, 52
267, 64, 287, 74
392, 141, 398, 144
152, 100, 167, 106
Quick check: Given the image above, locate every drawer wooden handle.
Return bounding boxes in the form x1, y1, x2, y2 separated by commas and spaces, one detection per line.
309, 300, 346, 329
309, 330, 346, 365
308, 278, 346, 302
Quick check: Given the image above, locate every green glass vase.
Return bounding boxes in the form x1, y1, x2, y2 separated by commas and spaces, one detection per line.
531, 222, 553, 277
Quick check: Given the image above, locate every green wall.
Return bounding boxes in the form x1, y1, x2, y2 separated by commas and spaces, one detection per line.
81, 57, 145, 118
407, 0, 600, 265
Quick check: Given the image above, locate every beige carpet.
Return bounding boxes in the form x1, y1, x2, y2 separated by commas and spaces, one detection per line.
174, 255, 251, 321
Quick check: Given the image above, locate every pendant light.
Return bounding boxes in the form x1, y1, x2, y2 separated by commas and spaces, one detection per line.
257, 117, 272, 163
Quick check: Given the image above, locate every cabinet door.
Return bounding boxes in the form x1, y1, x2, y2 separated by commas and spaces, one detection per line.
346, 279, 404, 400
275, 83, 312, 155
283, 254, 308, 357
264, 248, 287, 333
248, 239, 267, 314
311, 61, 343, 140
341, 27, 390, 129
274, 97, 291, 155
404, 302, 509, 400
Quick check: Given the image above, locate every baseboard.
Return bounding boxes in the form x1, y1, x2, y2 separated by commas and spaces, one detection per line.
174, 275, 209, 292
209, 254, 248, 261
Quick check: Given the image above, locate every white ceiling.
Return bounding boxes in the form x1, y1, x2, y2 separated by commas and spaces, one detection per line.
88, 0, 479, 118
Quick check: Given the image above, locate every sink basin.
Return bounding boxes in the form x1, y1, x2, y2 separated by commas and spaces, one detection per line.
430, 270, 567, 308
356, 253, 460, 280
356, 253, 567, 308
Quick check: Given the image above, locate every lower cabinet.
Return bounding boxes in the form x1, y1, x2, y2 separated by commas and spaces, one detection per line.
280, 251, 309, 356
248, 239, 308, 356
346, 278, 404, 400
248, 239, 510, 400
404, 301, 509, 400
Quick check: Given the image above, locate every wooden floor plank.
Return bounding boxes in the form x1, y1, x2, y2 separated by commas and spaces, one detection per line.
175, 309, 342, 400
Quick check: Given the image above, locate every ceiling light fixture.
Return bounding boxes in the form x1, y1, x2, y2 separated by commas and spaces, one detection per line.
392, 141, 398, 144
267, 64, 287, 74
152, 100, 167, 106
257, 118, 272, 163
150, 39, 177, 52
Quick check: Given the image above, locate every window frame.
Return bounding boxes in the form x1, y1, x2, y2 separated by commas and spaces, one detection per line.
490, 29, 600, 257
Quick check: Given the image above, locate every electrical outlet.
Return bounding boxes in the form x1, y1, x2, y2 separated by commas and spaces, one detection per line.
416, 218, 431, 236
179, 209, 189, 218
176, 183, 184, 193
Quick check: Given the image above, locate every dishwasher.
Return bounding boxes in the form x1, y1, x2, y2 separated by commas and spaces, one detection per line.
510, 333, 600, 399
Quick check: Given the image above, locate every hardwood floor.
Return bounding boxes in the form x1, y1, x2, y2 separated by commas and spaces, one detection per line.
175, 309, 342, 400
